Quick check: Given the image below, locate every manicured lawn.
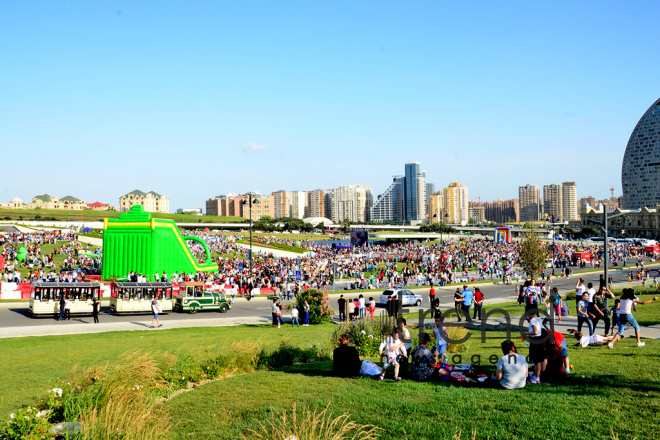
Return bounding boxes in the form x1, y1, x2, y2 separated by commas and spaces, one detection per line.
0, 324, 333, 418
236, 240, 308, 254
2, 322, 660, 439
0, 241, 102, 280
168, 330, 660, 440
0, 208, 246, 223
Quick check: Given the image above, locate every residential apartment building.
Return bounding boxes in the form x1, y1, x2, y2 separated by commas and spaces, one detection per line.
543, 184, 563, 221
562, 182, 579, 221
428, 191, 444, 223
519, 185, 541, 222
332, 185, 373, 223
468, 203, 485, 223
205, 193, 273, 220
482, 199, 520, 224
370, 176, 405, 223
443, 182, 468, 224
119, 190, 169, 213
28, 194, 87, 210
404, 162, 427, 224
305, 190, 327, 219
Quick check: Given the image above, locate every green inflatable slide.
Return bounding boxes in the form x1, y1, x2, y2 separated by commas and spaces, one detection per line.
101, 205, 217, 281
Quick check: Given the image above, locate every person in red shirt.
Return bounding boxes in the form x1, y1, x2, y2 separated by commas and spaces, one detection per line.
472, 287, 484, 320
429, 284, 436, 305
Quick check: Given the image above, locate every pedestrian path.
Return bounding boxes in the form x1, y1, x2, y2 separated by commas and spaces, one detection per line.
0, 315, 271, 339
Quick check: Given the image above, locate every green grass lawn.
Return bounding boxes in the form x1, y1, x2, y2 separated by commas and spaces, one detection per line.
2, 322, 660, 439
0, 324, 332, 419
167, 329, 660, 440
0, 208, 246, 223
236, 239, 308, 254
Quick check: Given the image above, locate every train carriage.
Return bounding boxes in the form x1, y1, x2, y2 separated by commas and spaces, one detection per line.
29, 282, 101, 317
110, 282, 173, 314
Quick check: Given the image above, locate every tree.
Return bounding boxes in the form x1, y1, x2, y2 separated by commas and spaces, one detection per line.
519, 228, 547, 277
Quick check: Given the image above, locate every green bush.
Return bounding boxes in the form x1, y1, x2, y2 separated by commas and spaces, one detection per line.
295, 288, 334, 324
565, 290, 577, 301
0, 406, 52, 440
331, 319, 394, 357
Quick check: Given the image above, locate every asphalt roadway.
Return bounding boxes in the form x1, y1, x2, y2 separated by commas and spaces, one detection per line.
1, 264, 656, 329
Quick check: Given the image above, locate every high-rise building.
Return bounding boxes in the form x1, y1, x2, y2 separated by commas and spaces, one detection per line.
561, 182, 579, 221
578, 196, 597, 209
205, 193, 273, 220
332, 185, 373, 223
622, 97, 660, 209
370, 176, 405, 223
290, 191, 306, 219
404, 162, 426, 223
543, 184, 563, 221
305, 190, 327, 219
323, 192, 334, 221
482, 199, 520, 224
272, 190, 289, 218
428, 191, 444, 223
443, 182, 468, 224
425, 183, 435, 221
519, 185, 541, 222
468, 203, 485, 223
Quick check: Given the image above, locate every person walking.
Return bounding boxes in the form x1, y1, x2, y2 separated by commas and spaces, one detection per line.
610, 288, 658, 347
291, 306, 300, 327
149, 299, 162, 328
271, 299, 279, 328
454, 288, 463, 322
64, 296, 71, 320
591, 285, 615, 335
577, 292, 594, 336
92, 297, 100, 324
429, 283, 436, 306
369, 297, 376, 320
461, 285, 473, 321
57, 295, 66, 321
472, 287, 484, 320
338, 295, 346, 322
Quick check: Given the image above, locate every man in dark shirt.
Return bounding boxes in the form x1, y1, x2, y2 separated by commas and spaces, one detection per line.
333, 334, 361, 377
338, 295, 347, 322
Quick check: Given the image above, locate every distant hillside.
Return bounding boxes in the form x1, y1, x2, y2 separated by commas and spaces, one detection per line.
0, 208, 247, 224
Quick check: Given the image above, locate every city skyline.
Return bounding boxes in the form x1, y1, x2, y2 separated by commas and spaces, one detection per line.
1, 2, 658, 210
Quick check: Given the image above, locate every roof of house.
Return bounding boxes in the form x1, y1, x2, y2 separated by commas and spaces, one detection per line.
87, 201, 109, 207
33, 194, 56, 202
60, 195, 82, 202
124, 189, 147, 197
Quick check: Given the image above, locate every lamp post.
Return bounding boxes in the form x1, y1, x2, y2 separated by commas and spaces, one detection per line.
588, 206, 625, 293
544, 213, 560, 275
241, 192, 260, 294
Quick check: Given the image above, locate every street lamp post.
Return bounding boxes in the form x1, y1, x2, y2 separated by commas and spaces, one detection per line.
588, 207, 625, 294
241, 192, 260, 296
544, 213, 560, 275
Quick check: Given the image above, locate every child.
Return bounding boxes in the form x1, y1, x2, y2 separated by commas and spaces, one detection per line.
569, 330, 617, 348
433, 317, 449, 363
610, 299, 620, 336
378, 329, 407, 381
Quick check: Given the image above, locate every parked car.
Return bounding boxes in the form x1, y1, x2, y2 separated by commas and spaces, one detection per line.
379, 288, 423, 307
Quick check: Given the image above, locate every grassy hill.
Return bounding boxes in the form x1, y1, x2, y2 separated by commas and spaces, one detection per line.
0, 208, 246, 223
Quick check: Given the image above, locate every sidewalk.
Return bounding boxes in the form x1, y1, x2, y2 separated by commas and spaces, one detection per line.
0, 315, 272, 339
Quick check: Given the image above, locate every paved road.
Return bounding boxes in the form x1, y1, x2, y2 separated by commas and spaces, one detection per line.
2, 265, 656, 329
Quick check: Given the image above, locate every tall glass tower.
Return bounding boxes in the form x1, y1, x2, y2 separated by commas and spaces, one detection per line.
404, 162, 426, 223
622, 98, 660, 209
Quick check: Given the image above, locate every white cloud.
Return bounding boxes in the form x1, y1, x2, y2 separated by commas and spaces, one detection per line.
242, 142, 270, 153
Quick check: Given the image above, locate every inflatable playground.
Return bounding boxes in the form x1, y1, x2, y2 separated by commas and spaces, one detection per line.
494, 226, 512, 243
101, 205, 217, 281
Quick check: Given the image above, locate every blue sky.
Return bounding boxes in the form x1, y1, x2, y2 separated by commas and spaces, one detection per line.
1, 1, 658, 211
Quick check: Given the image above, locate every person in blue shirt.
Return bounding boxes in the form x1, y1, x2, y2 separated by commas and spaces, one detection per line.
461, 285, 473, 320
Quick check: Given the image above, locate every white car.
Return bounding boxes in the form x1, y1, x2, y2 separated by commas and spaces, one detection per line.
379, 288, 423, 307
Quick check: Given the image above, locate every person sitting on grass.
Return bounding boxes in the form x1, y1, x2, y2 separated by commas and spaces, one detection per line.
494, 340, 528, 389
568, 330, 617, 348
411, 333, 439, 382
378, 328, 407, 382
610, 288, 658, 347
332, 334, 361, 377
